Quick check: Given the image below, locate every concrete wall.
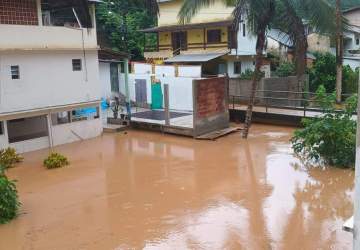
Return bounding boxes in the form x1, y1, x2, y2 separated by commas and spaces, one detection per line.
344, 57, 360, 70
0, 50, 101, 113
227, 58, 255, 78
0, 122, 9, 150
178, 65, 202, 78
229, 76, 306, 107
51, 118, 102, 146
193, 77, 229, 136
10, 136, 49, 153
99, 62, 112, 99
120, 73, 194, 111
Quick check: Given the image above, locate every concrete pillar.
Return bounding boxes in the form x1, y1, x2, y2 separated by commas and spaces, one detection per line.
46, 114, 54, 148
353, 70, 360, 249
36, 0, 43, 26
164, 84, 170, 126
124, 58, 131, 117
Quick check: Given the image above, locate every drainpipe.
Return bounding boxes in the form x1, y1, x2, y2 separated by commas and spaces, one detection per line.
124, 58, 131, 117
353, 70, 360, 248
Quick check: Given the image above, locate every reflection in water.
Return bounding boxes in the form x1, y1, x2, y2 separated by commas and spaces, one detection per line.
0, 124, 354, 250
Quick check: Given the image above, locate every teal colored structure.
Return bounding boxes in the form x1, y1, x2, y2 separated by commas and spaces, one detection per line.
151, 83, 163, 109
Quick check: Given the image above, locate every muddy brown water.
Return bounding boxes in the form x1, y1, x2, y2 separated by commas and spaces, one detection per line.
0, 124, 354, 250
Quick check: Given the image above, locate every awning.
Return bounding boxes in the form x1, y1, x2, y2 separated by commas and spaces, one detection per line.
165, 52, 228, 63
141, 20, 233, 33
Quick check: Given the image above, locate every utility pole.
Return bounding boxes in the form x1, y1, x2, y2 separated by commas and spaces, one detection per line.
354, 70, 360, 249
335, 0, 343, 104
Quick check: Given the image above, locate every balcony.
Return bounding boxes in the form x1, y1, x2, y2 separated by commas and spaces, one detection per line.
0, 24, 98, 51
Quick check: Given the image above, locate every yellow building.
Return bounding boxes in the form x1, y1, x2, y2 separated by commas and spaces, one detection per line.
142, 0, 257, 77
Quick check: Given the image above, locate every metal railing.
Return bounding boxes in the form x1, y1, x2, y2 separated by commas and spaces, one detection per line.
229, 90, 355, 117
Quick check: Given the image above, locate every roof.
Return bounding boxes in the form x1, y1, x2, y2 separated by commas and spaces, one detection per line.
343, 6, 360, 14
98, 48, 129, 62
267, 29, 293, 47
165, 52, 227, 63
141, 20, 233, 33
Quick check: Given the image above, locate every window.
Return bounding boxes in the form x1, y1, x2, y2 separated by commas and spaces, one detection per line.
0, 122, 3, 135
207, 29, 221, 44
234, 62, 242, 74
11, 66, 20, 79
243, 23, 246, 37
356, 38, 360, 45
71, 106, 100, 123
51, 112, 71, 125
72, 59, 82, 71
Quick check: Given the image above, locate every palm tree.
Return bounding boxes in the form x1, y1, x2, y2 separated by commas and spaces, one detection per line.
273, 0, 335, 86
179, 0, 276, 139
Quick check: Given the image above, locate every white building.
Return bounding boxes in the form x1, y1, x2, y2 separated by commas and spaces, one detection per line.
343, 7, 360, 70
0, 0, 102, 153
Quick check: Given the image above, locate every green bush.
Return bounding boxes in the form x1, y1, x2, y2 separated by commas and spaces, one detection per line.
309, 52, 359, 94
240, 69, 265, 80
275, 62, 296, 77
43, 153, 69, 169
291, 85, 357, 168
0, 148, 23, 169
0, 166, 20, 224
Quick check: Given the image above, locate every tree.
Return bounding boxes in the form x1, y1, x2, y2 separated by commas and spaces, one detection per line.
96, 0, 158, 60
335, 0, 343, 103
178, 0, 276, 139
273, 0, 335, 79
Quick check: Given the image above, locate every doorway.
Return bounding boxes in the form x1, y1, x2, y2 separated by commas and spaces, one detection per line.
171, 31, 187, 52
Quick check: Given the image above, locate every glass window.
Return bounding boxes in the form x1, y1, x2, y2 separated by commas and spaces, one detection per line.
72, 59, 82, 71
0, 122, 3, 135
71, 107, 100, 123
11, 65, 20, 79
234, 62, 242, 74
207, 29, 221, 44
51, 112, 71, 125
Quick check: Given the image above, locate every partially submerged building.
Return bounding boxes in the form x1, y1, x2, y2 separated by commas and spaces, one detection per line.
0, 0, 102, 153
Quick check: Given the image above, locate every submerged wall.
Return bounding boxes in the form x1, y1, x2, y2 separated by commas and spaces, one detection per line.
193, 77, 229, 136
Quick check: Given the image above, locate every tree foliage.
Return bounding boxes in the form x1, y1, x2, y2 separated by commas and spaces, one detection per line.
309, 52, 359, 94
96, 0, 156, 60
0, 166, 20, 224
291, 85, 357, 168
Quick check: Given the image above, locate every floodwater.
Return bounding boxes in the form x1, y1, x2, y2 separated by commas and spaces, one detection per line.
0, 124, 354, 250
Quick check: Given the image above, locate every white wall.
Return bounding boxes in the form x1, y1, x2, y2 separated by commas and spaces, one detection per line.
120, 73, 194, 111
10, 136, 49, 154
344, 58, 360, 70
155, 65, 175, 77
99, 62, 111, 99
133, 63, 152, 74
0, 25, 98, 50
0, 122, 9, 150
0, 50, 101, 113
230, 20, 257, 56
227, 59, 255, 78
178, 66, 202, 78
51, 118, 102, 146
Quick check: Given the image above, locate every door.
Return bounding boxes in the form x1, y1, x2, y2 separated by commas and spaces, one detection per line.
110, 63, 119, 92
171, 31, 187, 52
135, 79, 147, 107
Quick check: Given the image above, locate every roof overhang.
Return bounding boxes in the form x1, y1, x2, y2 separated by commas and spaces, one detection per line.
165, 52, 228, 63
141, 20, 233, 33
98, 47, 130, 61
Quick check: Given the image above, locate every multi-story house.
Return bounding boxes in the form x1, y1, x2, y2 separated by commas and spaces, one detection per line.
142, 0, 257, 78
343, 6, 360, 69
0, 0, 102, 153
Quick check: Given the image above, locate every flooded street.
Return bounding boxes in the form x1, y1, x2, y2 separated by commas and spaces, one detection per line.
0, 124, 354, 250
